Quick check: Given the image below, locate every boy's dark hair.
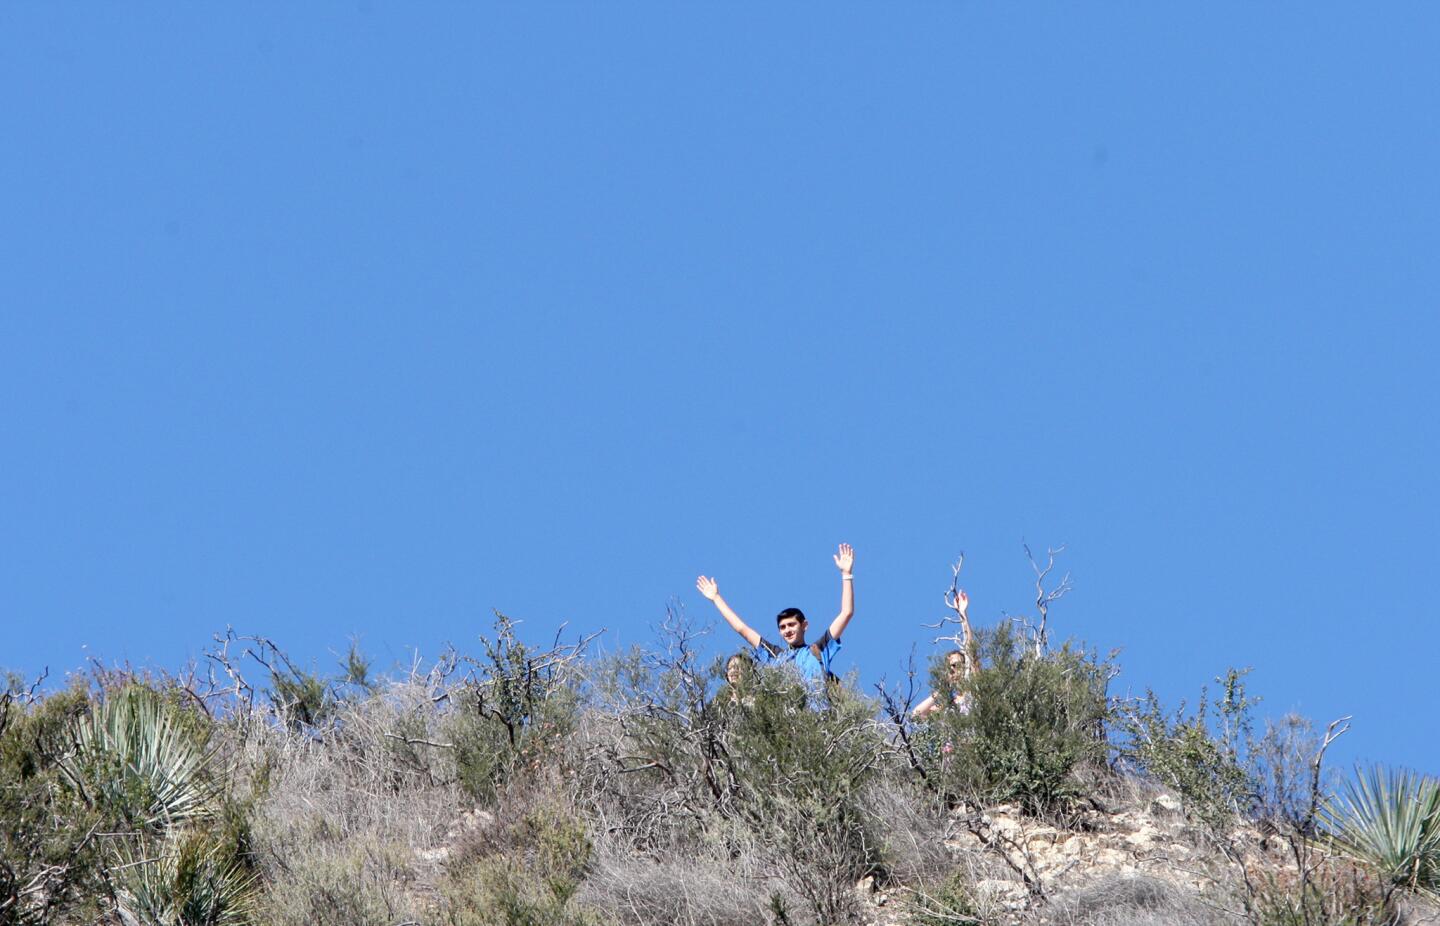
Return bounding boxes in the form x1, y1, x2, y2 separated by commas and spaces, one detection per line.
775, 607, 806, 627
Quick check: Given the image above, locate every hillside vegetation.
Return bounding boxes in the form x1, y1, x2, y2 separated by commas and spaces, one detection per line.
4, 563, 1437, 926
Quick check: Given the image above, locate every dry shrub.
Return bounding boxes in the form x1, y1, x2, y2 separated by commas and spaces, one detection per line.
891, 837, 1019, 926
1041, 875, 1230, 926
718, 670, 891, 925
255, 838, 418, 926
1112, 669, 1259, 838
442, 796, 606, 926
1242, 855, 1394, 926
859, 780, 954, 888
567, 701, 798, 926
231, 678, 457, 925
578, 849, 795, 926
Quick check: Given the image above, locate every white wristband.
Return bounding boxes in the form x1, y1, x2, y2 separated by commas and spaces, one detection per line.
843, 575, 854, 581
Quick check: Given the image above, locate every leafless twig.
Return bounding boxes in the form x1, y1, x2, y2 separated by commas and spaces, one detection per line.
922, 553, 979, 678
1302, 715, 1351, 834
1024, 542, 1072, 657
383, 732, 455, 750
875, 654, 928, 781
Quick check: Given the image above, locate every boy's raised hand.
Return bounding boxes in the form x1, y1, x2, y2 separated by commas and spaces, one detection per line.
696, 575, 720, 601
833, 543, 855, 574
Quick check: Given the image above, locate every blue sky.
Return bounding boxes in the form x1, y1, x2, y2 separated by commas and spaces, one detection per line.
3, 5, 1437, 773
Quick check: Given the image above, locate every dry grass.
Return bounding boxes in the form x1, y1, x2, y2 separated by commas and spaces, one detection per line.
223, 679, 459, 925
1039, 874, 1237, 926
579, 849, 795, 926
860, 780, 957, 887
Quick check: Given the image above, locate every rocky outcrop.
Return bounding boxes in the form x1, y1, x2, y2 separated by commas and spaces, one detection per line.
855, 792, 1440, 926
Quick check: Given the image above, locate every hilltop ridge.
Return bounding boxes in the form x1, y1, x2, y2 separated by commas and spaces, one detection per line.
4, 613, 1438, 925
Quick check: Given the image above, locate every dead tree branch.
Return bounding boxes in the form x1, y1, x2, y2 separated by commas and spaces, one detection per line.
922, 553, 978, 678
1302, 715, 1351, 834
383, 732, 455, 750
1024, 543, 1072, 657
875, 663, 928, 782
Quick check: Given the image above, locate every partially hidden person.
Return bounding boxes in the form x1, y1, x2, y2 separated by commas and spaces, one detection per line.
696, 543, 855, 685
913, 586, 976, 719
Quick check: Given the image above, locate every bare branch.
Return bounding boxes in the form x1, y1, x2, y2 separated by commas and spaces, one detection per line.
1302, 715, 1351, 833
875, 662, 928, 782
925, 553, 981, 678
384, 732, 455, 750
1024, 542, 1073, 657
24, 667, 49, 704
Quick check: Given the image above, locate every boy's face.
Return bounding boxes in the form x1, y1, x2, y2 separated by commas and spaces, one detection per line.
777, 615, 807, 647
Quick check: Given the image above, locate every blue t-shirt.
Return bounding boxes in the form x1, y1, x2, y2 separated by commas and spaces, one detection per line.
753, 631, 841, 682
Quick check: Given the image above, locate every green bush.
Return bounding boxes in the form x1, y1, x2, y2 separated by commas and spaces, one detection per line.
1113, 668, 1258, 835
902, 870, 980, 925
0, 678, 104, 925
269, 668, 332, 731
2, 677, 260, 926
445, 614, 583, 805
723, 667, 889, 925
584, 633, 893, 926
920, 624, 1111, 817
62, 684, 259, 925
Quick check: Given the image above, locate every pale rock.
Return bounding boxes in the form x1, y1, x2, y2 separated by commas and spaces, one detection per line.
1092, 847, 1129, 869
973, 878, 1028, 908
1151, 793, 1183, 815
989, 814, 1024, 841
1125, 821, 1168, 852
1023, 825, 1061, 850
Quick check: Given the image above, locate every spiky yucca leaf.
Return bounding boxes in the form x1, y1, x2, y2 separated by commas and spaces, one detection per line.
1323, 764, 1440, 898
113, 831, 256, 926
60, 686, 218, 832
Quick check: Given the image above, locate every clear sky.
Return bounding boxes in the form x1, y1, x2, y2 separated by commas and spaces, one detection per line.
3, 5, 1437, 774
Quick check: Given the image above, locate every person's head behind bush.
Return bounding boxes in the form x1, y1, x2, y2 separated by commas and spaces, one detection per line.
725, 652, 755, 686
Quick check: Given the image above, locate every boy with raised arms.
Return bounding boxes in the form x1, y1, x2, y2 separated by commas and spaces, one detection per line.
696, 543, 855, 682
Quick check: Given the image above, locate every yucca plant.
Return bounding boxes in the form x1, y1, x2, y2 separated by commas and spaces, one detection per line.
59, 685, 218, 833
1323, 764, 1440, 899
112, 831, 256, 926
